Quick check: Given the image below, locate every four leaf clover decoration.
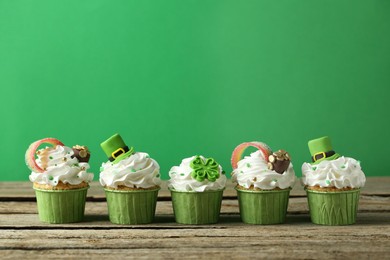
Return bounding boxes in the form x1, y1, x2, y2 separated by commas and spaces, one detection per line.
190, 156, 220, 182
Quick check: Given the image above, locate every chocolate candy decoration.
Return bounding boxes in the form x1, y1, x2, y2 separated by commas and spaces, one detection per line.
267, 150, 290, 174
72, 145, 90, 163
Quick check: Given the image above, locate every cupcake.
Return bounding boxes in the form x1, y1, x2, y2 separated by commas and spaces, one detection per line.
231, 142, 296, 224
99, 133, 161, 225
168, 155, 226, 224
302, 136, 366, 225
25, 138, 93, 224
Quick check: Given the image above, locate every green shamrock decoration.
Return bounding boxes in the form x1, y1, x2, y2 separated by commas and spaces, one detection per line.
190, 156, 220, 182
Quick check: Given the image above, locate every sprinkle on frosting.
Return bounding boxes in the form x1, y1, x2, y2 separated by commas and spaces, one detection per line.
301, 156, 366, 189
231, 150, 296, 190
99, 152, 161, 189
29, 145, 93, 186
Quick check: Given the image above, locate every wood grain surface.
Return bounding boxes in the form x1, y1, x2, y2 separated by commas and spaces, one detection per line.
0, 177, 389, 259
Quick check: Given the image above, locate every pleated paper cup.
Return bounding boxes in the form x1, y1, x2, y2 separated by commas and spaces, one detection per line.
236, 187, 291, 225
305, 188, 360, 225
104, 188, 160, 225
169, 189, 224, 225
34, 187, 89, 224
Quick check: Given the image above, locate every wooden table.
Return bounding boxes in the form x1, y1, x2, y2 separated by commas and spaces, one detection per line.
1, 177, 389, 259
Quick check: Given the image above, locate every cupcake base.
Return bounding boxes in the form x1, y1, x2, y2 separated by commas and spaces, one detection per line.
34, 186, 89, 224
169, 189, 224, 225
104, 187, 160, 225
305, 188, 360, 225
235, 187, 291, 225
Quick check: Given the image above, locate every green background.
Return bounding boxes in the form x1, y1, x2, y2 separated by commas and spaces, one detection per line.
0, 0, 389, 181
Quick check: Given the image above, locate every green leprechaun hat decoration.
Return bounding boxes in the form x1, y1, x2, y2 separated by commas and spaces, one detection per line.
100, 133, 134, 164
308, 136, 340, 164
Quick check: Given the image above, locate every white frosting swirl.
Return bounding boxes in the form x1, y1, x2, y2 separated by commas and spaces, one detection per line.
301, 156, 366, 189
168, 156, 227, 192
232, 150, 296, 190
99, 152, 161, 189
29, 145, 93, 186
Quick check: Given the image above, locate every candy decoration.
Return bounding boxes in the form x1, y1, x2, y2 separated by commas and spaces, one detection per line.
231, 142, 272, 169
25, 138, 64, 173
72, 145, 91, 163
190, 156, 220, 182
267, 150, 291, 174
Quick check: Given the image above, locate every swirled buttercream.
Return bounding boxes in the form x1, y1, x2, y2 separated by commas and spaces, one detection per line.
232, 150, 296, 190
99, 152, 161, 189
301, 156, 365, 189
168, 156, 226, 192
29, 145, 93, 186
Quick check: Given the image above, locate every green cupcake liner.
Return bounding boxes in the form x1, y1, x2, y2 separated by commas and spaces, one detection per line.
169, 189, 224, 225
305, 188, 360, 225
104, 188, 160, 225
236, 188, 291, 225
34, 187, 89, 224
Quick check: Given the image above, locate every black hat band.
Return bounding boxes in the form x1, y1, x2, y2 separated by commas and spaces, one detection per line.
312, 150, 336, 162
109, 146, 130, 162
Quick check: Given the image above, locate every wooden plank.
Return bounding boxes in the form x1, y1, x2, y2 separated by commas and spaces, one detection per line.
0, 212, 389, 228
1, 247, 389, 260
1, 196, 390, 215
1, 177, 389, 199
0, 178, 388, 259
0, 216, 389, 258
0, 196, 389, 227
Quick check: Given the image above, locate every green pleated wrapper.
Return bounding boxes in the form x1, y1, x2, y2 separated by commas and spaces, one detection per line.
169, 189, 224, 225
104, 188, 160, 225
305, 188, 360, 225
236, 187, 291, 225
34, 187, 88, 224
